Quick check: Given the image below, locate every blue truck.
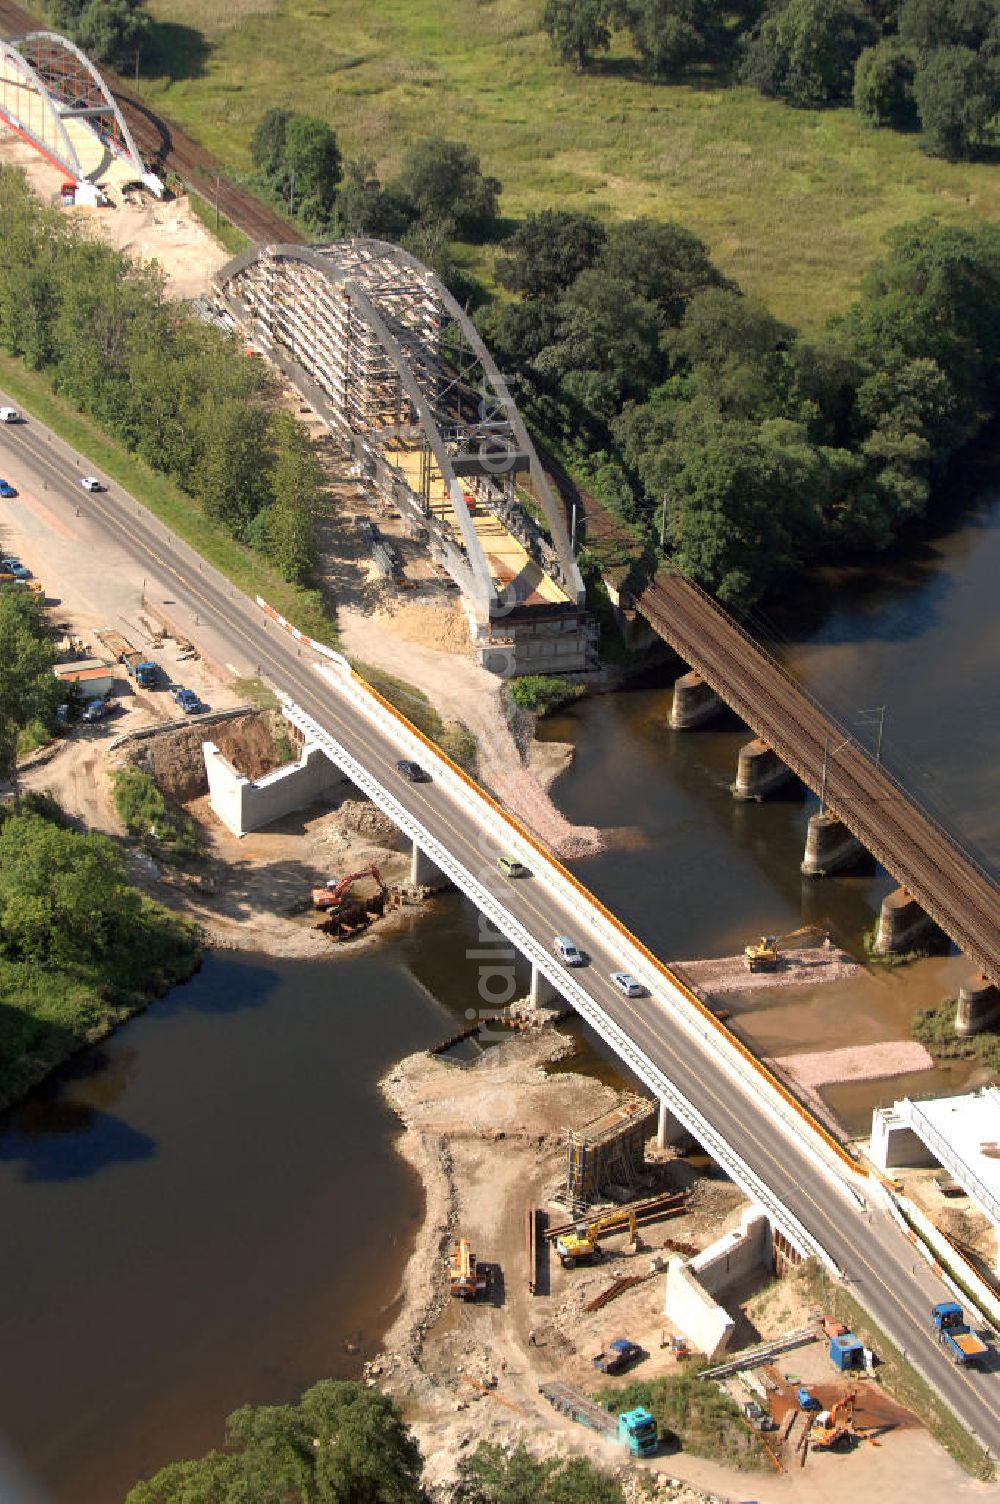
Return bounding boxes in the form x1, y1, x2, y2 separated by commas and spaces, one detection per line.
539, 1380, 658, 1457
932, 1302, 988, 1366
122, 650, 158, 690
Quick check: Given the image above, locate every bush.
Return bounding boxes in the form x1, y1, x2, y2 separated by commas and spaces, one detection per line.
507, 675, 585, 716
112, 766, 203, 860
605, 1364, 765, 1468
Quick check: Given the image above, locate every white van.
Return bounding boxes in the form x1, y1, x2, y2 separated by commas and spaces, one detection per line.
0, 407, 20, 424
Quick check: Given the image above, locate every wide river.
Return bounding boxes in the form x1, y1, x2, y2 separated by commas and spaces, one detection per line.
1, 461, 998, 1502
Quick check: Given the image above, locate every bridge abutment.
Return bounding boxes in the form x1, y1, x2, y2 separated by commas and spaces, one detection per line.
656, 1099, 689, 1149
410, 841, 443, 887
955, 975, 1000, 1037
670, 671, 723, 730
800, 812, 865, 877
733, 739, 793, 801
874, 887, 938, 956
529, 962, 558, 1009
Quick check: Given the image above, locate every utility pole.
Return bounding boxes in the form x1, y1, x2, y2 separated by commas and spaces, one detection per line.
134, 46, 140, 86
820, 736, 850, 815
215, 175, 220, 233
289, 168, 295, 218
570, 500, 577, 554
659, 494, 667, 551
858, 705, 886, 767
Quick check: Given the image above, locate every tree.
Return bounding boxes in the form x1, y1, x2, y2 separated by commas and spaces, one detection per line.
665, 287, 795, 417
335, 159, 417, 240
741, 0, 874, 106
854, 39, 919, 128
534, 270, 664, 424
541, 0, 613, 72
394, 139, 501, 240
0, 592, 58, 804
194, 398, 274, 538
262, 412, 321, 585
453, 1442, 624, 1504
45, 0, 149, 65
596, 218, 730, 327
912, 45, 1000, 157
250, 108, 342, 224
249, 108, 291, 182
496, 211, 606, 299
126, 1380, 426, 1504
619, 0, 712, 78
898, 0, 1000, 54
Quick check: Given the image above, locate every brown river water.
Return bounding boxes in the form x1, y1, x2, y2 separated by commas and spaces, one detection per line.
0, 460, 998, 1500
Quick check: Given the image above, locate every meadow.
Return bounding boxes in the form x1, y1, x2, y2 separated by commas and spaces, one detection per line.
137, 0, 1000, 327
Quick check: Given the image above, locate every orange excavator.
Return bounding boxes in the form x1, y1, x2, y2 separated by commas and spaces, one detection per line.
810, 1390, 856, 1450
311, 864, 386, 912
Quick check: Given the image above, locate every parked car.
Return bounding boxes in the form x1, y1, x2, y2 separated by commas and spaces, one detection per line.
0, 479, 17, 498
171, 687, 201, 714
610, 972, 647, 998
81, 697, 115, 723
497, 856, 530, 878
554, 935, 586, 967
0, 558, 28, 576
396, 759, 429, 782
0, 406, 21, 423
79, 476, 104, 492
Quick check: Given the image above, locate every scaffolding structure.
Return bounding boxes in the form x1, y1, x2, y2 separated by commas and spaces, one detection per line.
216, 238, 594, 675
565, 1095, 657, 1204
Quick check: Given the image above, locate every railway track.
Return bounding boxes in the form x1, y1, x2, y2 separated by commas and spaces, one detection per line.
640, 572, 1000, 981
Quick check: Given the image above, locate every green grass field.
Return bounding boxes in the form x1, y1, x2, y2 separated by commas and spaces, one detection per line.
136, 0, 1000, 327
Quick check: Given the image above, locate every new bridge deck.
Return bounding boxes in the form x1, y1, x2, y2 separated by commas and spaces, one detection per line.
639, 571, 1000, 985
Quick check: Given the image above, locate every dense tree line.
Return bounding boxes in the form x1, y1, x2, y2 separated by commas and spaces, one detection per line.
481, 207, 1000, 606
0, 168, 322, 587
124, 1383, 625, 1504
540, 0, 1000, 159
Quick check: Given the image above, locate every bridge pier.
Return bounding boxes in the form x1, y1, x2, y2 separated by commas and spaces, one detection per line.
733, 739, 793, 801
529, 962, 558, 1009
670, 671, 723, 730
800, 812, 865, 877
410, 841, 443, 887
955, 975, 1000, 1037
873, 887, 937, 956
657, 1099, 688, 1149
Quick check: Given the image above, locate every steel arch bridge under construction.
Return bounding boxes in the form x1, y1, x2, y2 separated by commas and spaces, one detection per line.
215, 239, 593, 676
0, 30, 161, 197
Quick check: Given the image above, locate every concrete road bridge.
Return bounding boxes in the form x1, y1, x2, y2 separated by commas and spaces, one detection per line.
214, 239, 593, 677
3, 395, 1000, 1455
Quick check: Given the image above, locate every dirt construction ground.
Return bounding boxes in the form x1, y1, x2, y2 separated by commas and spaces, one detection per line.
375, 1029, 986, 1504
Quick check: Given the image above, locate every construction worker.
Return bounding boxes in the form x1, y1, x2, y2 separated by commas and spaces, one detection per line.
527, 1328, 537, 1347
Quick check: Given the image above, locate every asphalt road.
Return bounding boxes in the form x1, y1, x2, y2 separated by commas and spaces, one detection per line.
3, 402, 1000, 1460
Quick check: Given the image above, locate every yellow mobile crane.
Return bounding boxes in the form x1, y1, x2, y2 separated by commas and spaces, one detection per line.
555, 1209, 639, 1269
744, 925, 827, 973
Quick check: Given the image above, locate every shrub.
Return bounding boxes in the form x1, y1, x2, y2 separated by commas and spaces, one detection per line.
112, 766, 203, 860
507, 675, 585, 716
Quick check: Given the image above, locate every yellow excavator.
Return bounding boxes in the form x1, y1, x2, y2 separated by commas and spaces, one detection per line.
555, 1208, 639, 1269
744, 924, 827, 973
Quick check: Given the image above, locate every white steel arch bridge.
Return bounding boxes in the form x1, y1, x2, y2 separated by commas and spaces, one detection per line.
0, 30, 161, 195
216, 239, 592, 676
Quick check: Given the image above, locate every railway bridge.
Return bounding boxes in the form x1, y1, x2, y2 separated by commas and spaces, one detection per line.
632, 571, 1000, 989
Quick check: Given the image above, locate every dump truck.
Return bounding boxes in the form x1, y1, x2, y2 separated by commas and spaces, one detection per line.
932, 1302, 988, 1366
539, 1381, 657, 1457
122, 650, 158, 689
449, 1237, 489, 1300
555, 1209, 638, 1269
592, 1338, 644, 1375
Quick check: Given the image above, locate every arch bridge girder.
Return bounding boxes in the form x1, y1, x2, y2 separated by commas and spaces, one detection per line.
216, 238, 585, 617
0, 30, 148, 186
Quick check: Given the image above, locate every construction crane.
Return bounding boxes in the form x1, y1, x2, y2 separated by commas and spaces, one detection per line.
810, 1390, 856, 1451
744, 924, 827, 973
312, 864, 385, 911
555, 1208, 639, 1269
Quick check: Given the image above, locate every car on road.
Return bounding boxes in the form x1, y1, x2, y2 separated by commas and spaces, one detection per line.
554, 935, 586, 967
396, 759, 429, 782
0, 479, 17, 498
79, 476, 104, 492
171, 687, 202, 715
497, 856, 530, 878
610, 972, 647, 998
0, 406, 21, 423
0, 558, 29, 577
